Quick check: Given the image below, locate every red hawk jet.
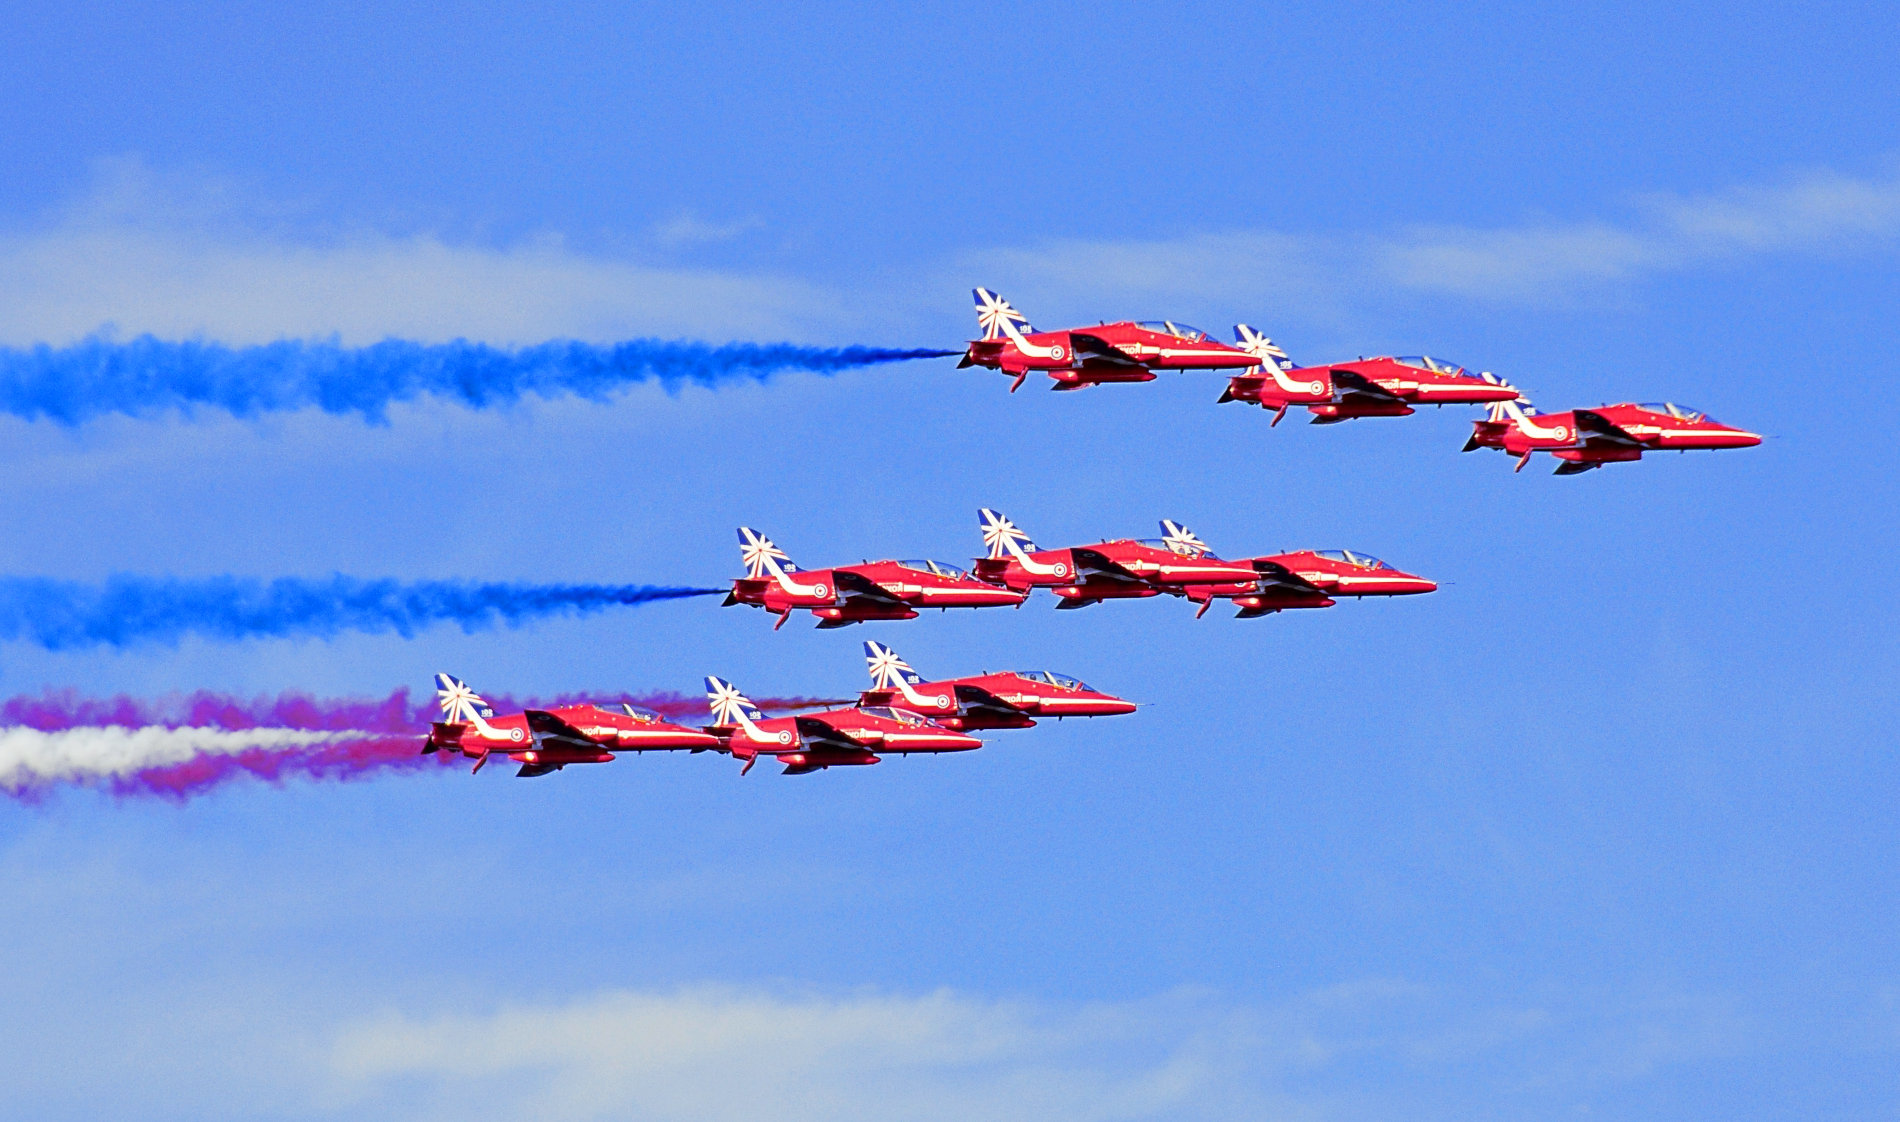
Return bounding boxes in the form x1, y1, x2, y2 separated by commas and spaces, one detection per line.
959, 288, 1261, 392
704, 676, 983, 775
1150, 521, 1438, 619
1465, 399, 1762, 475
971, 508, 1265, 609
858, 641, 1137, 730
1220, 325, 1523, 424
726, 527, 1027, 629
420, 673, 720, 777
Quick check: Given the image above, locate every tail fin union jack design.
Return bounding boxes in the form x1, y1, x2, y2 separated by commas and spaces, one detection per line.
978, 508, 1037, 560
973, 288, 1033, 342
434, 673, 494, 723
864, 641, 924, 689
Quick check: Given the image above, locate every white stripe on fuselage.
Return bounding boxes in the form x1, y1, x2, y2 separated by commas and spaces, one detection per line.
999, 318, 1068, 362
1004, 537, 1068, 578
758, 557, 831, 599
896, 679, 953, 710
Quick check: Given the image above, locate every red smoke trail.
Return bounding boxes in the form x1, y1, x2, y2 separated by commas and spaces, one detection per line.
0, 687, 853, 802
112, 735, 454, 801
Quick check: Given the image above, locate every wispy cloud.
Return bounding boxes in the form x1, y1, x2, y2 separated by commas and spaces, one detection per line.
4, 161, 1893, 353
1382, 169, 1900, 300
314, 980, 1766, 1122
967, 167, 1900, 314
652, 212, 767, 248
327, 987, 1255, 1122
0, 161, 836, 347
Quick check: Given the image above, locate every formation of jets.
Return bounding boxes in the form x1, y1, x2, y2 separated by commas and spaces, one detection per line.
961, 288, 1761, 476
417, 288, 1766, 781
424, 648, 1137, 777
724, 513, 1436, 629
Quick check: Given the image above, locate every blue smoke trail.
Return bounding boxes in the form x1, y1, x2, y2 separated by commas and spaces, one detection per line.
0, 336, 962, 424
0, 576, 723, 650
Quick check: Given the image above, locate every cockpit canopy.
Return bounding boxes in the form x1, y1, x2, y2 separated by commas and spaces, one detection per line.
1314, 549, 1391, 569
1636, 402, 1712, 423
1136, 321, 1210, 342
1133, 537, 1216, 557
1393, 356, 1470, 377
1013, 669, 1094, 692
858, 705, 926, 725
896, 559, 970, 579
592, 702, 662, 723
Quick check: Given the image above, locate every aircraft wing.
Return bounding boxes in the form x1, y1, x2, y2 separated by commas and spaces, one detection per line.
1068, 332, 1148, 368
953, 683, 1031, 718
1070, 548, 1148, 585
794, 715, 873, 749
1573, 409, 1649, 447
832, 569, 912, 606
1330, 369, 1404, 402
1249, 560, 1326, 593
523, 709, 607, 747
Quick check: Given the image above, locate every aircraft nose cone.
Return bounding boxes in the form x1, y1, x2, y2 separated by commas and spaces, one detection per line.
1097, 698, 1139, 715
1732, 429, 1764, 446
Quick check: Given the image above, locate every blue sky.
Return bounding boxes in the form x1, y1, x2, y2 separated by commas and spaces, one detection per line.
1, 2, 1897, 1118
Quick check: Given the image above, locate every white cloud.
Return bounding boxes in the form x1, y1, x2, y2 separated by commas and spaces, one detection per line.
967, 167, 1900, 313
0, 161, 836, 347
325, 986, 1260, 1122
1382, 169, 1900, 300
652, 212, 767, 248
4, 161, 1893, 353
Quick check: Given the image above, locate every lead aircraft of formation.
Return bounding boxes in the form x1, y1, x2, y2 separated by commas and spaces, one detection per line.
1464, 399, 1762, 474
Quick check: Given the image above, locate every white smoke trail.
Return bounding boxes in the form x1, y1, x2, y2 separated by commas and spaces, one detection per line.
0, 726, 367, 789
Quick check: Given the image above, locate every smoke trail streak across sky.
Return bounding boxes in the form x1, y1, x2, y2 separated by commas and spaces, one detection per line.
0, 687, 847, 800
0, 576, 722, 650
0, 335, 960, 424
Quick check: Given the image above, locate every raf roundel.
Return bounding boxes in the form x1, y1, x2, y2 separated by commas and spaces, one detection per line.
935, 694, 951, 708
1049, 345, 1066, 360
814, 583, 829, 597
510, 728, 524, 742
1053, 562, 1068, 577
777, 730, 792, 745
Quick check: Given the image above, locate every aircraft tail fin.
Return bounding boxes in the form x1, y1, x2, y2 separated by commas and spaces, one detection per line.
973, 288, 1034, 341
1234, 324, 1295, 371
737, 526, 798, 578
1486, 398, 1532, 425
1158, 519, 1210, 557
978, 508, 1037, 559
433, 673, 495, 724
864, 640, 924, 689
705, 676, 767, 728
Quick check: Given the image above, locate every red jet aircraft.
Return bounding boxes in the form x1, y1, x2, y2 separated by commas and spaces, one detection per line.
858, 641, 1137, 730
1465, 399, 1762, 475
420, 673, 720, 777
1220, 325, 1523, 424
959, 288, 1262, 392
704, 676, 983, 774
971, 508, 1266, 609
726, 527, 1027, 629
1149, 521, 1438, 619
